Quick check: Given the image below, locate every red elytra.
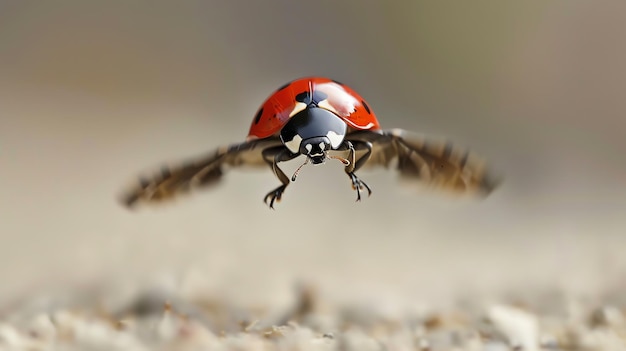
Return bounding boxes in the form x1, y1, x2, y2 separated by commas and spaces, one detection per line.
247, 77, 381, 140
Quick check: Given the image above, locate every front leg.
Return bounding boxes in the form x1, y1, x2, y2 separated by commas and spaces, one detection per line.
262, 147, 300, 209
338, 140, 373, 201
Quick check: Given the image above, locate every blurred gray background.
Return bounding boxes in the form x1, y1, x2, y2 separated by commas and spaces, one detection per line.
1, 1, 625, 309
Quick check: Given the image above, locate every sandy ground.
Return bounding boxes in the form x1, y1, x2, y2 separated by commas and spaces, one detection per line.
2, 279, 626, 350
1, 1, 626, 349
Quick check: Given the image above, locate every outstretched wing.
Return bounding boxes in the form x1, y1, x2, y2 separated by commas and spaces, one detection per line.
121, 137, 283, 207
348, 129, 500, 196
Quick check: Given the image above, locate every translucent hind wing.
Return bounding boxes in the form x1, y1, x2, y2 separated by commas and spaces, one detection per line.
121, 137, 283, 207
347, 129, 500, 196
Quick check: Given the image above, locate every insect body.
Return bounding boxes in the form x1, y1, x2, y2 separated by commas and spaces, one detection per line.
123, 77, 498, 209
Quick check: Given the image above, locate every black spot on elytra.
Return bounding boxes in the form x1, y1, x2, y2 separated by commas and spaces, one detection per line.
254, 107, 264, 124
294, 92, 307, 105
295, 90, 328, 105
361, 100, 371, 114
295, 91, 310, 104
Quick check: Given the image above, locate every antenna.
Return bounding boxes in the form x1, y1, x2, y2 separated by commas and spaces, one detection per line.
291, 158, 310, 181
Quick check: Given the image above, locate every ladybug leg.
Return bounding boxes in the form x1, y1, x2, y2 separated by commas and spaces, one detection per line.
262, 147, 299, 209
339, 141, 373, 202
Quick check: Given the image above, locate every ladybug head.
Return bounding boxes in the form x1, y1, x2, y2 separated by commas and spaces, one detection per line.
280, 107, 347, 164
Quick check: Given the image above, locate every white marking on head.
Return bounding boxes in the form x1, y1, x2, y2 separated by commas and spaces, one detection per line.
305, 143, 312, 153
326, 131, 345, 149
319, 142, 325, 150
288, 102, 308, 117
282, 134, 303, 154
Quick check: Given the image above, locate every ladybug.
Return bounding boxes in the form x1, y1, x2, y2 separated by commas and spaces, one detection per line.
122, 77, 498, 209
